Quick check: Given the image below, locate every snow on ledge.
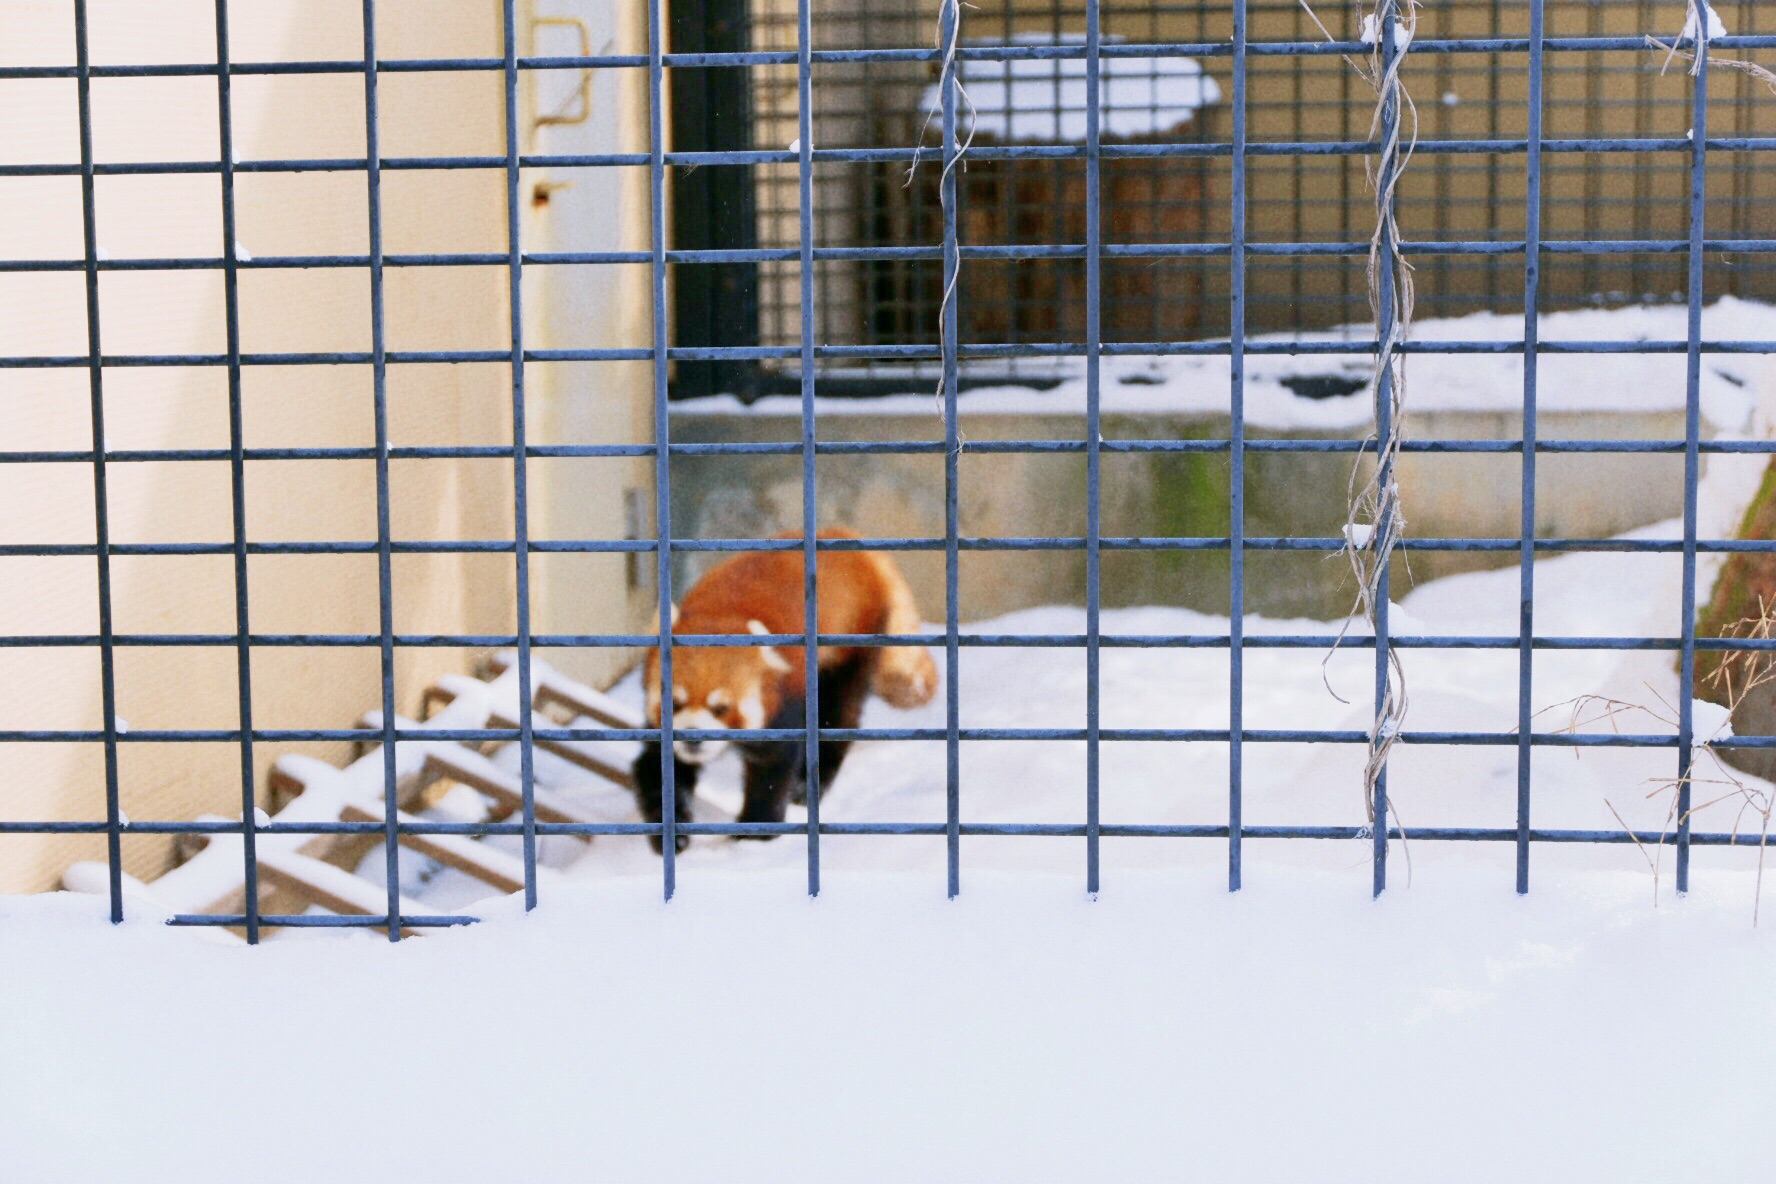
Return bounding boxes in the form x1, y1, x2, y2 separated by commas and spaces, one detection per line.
919, 34, 1221, 143
674, 298, 1776, 432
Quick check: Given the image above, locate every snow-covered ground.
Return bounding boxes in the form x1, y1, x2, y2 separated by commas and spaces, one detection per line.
4, 866, 1775, 1183
675, 297, 1772, 433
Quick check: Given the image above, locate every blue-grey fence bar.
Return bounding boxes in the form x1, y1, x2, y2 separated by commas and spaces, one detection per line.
210, 0, 263, 944
1226, 0, 1248, 895
5, 1, 1773, 939
1371, 1, 1402, 896
1084, 0, 1106, 896
360, 0, 404, 939
940, 0, 963, 898
647, 0, 680, 893
501, 0, 544, 919
1516, 0, 1546, 894
70, 0, 123, 925
795, 0, 821, 897
1677, 33, 1713, 894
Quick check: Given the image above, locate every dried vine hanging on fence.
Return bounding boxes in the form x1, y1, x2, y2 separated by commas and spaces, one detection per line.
1306, 0, 1422, 831
1351, 0, 1420, 829
1648, 0, 1776, 96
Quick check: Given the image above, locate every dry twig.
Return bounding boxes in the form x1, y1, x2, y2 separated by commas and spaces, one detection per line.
1555, 599, 1776, 920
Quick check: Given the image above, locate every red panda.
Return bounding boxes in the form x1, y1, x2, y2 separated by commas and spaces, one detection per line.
631, 529, 938, 852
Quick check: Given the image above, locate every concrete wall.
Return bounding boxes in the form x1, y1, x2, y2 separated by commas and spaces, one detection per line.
0, 0, 654, 892
669, 408, 1700, 624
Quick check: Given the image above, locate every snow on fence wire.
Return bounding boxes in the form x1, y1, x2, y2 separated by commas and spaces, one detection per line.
6, 0, 1776, 942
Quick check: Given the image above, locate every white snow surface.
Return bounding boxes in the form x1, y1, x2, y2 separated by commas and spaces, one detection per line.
675, 297, 1775, 430
919, 35, 1220, 143
1693, 696, 1735, 742
6, 868, 1776, 1183
1359, 11, 1415, 50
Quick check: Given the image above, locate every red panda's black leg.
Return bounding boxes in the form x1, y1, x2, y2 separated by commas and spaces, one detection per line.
736, 742, 800, 835
801, 658, 872, 802
631, 742, 695, 854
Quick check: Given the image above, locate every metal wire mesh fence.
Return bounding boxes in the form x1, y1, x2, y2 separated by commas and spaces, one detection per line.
5, 0, 1776, 941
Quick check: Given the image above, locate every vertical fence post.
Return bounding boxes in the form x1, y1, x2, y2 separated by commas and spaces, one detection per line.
72, 0, 124, 925
1227, 0, 1248, 893
796, 0, 822, 895
361, 0, 404, 938
501, 0, 540, 912
1084, 0, 1103, 897
1515, 0, 1545, 895
1677, 25, 1712, 896
940, 0, 962, 899
1370, 0, 1403, 899
211, 0, 261, 944
648, 0, 680, 895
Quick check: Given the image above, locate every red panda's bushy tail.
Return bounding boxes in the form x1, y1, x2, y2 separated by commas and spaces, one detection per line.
863, 552, 939, 710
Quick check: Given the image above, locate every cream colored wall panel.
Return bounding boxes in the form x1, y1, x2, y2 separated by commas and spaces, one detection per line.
1, 0, 655, 892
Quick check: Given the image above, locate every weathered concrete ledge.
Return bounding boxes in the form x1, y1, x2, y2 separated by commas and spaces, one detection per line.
669, 408, 1699, 622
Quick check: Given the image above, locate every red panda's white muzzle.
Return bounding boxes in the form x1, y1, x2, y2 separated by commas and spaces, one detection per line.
671, 708, 730, 765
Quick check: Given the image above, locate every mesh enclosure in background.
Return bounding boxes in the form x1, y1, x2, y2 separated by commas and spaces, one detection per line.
738, 0, 1776, 388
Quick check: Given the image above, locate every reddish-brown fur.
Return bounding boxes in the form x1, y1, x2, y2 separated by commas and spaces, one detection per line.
631, 529, 937, 851
642, 529, 937, 728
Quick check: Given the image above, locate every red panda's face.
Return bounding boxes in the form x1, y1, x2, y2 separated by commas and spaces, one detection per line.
645, 642, 782, 766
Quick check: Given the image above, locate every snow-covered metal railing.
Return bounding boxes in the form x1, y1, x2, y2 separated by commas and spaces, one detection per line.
7, 0, 1776, 940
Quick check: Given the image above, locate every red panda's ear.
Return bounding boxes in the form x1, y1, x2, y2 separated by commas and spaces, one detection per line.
748, 619, 792, 673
